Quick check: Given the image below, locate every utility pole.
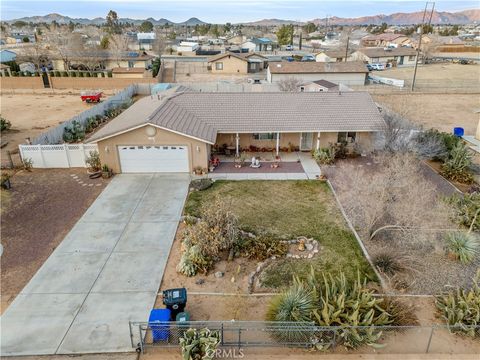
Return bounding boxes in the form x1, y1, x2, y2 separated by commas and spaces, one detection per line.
345, 36, 349, 61
411, 2, 435, 91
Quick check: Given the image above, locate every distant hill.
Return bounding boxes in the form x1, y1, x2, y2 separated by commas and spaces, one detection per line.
311, 10, 480, 26
6, 9, 479, 27
5, 13, 204, 26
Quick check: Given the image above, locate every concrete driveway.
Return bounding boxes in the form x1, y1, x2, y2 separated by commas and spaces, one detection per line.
1, 174, 190, 356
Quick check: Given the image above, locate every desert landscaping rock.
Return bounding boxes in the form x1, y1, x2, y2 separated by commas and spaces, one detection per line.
214, 271, 224, 278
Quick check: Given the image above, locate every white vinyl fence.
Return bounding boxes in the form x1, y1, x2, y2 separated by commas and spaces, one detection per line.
19, 144, 98, 168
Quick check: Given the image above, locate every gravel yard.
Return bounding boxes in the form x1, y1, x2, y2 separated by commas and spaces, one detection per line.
0, 168, 109, 314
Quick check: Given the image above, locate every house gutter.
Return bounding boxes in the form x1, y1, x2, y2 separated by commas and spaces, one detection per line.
326, 179, 387, 291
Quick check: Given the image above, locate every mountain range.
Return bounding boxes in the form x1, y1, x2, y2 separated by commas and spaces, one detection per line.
6, 13, 206, 26
5, 9, 480, 26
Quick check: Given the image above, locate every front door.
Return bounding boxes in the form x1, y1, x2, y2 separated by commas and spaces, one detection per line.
399, 56, 404, 65
300, 133, 313, 151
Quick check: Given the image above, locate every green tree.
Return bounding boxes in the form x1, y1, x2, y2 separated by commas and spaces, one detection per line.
22, 36, 30, 43
139, 20, 153, 32
276, 24, 294, 46
68, 21, 75, 32
303, 22, 317, 34
211, 24, 219, 38
106, 10, 120, 34
224, 22, 232, 33
100, 35, 110, 49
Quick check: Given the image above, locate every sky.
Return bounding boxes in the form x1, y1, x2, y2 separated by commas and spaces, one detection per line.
1, 0, 477, 23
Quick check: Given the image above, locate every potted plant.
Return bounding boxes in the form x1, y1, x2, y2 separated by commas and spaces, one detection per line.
101, 164, 112, 179
193, 166, 203, 175
85, 150, 102, 178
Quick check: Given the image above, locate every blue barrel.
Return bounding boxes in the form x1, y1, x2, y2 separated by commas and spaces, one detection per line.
149, 309, 171, 342
453, 127, 464, 137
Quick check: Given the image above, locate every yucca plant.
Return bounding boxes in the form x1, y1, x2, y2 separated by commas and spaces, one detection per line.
445, 232, 479, 264
441, 143, 474, 184
179, 328, 220, 360
373, 252, 405, 276
436, 271, 480, 337
266, 280, 316, 342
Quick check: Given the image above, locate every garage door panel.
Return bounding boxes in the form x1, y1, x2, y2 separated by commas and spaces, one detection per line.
118, 146, 189, 173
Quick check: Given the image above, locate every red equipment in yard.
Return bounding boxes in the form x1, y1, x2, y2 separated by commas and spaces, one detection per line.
80, 91, 103, 103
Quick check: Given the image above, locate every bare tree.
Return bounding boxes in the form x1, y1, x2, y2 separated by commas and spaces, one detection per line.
152, 29, 166, 56
277, 77, 302, 92
333, 152, 452, 245
18, 41, 48, 71
49, 31, 83, 71
108, 34, 129, 67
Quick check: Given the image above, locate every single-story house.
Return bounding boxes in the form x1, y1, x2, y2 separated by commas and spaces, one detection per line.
349, 47, 418, 66
241, 37, 276, 52
51, 51, 153, 71
299, 79, 339, 92
176, 41, 199, 55
207, 52, 267, 74
87, 91, 385, 173
111, 67, 148, 78
362, 33, 411, 47
137, 32, 156, 50
0, 49, 17, 63
5, 33, 36, 44
267, 61, 368, 86
315, 50, 350, 63
0, 63, 11, 76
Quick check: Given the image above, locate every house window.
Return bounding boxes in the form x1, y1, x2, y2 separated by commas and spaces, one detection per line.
253, 133, 276, 140
337, 132, 356, 143
215, 62, 223, 70
371, 57, 380, 63
408, 55, 415, 61
300, 86, 305, 92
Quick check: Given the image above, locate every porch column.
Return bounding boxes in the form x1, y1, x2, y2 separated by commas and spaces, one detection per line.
316, 132, 321, 150
276, 132, 280, 155
235, 133, 240, 157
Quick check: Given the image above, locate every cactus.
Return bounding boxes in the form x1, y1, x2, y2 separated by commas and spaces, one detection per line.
445, 232, 479, 264
179, 328, 220, 360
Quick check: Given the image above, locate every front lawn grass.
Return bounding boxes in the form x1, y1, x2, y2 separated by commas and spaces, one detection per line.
185, 180, 376, 288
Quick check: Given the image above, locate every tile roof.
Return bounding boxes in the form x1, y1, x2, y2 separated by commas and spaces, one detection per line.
356, 47, 417, 58
207, 52, 248, 63
363, 33, 407, 41
88, 91, 385, 144
268, 61, 368, 74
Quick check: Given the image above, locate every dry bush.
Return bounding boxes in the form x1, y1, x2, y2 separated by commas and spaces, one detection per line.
334, 153, 453, 247
277, 77, 302, 92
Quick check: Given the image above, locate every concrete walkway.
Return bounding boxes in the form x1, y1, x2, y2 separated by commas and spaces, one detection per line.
1, 174, 190, 356
297, 152, 322, 179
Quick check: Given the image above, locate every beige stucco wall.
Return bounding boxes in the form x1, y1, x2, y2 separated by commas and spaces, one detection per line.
112, 72, 145, 79
268, 71, 367, 86
210, 56, 248, 74
96, 125, 209, 173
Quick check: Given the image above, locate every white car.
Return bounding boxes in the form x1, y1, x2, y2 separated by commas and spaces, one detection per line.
285, 45, 294, 51
369, 63, 385, 71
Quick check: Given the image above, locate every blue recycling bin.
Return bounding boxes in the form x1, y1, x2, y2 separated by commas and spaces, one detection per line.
149, 309, 171, 342
453, 127, 464, 137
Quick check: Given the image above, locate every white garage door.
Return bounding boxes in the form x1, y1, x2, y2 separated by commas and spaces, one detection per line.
118, 145, 189, 173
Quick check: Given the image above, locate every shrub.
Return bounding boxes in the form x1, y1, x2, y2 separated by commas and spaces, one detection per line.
241, 233, 288, 261
179, 328, 220, 360
441, 143, 474, 184
190, 178, 213, 191
373, 251, 406, 276
71, 71, 77, 77
23, 157, 33, 171
312, 147, 335, 165
436, 271, 480, 337
1, 115, 11, 132
446, 193, 480, 232
63, 120, 85, 143
107, 71, 113, 78
85, 150, 101, 172
445, 232, 479, 264
79, 71, 84, 77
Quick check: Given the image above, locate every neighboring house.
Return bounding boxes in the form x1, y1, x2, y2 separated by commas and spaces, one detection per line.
207, 52, 267, 74
137, 32, 156, 50
5, 33, 36, 44
176, 41, 199, 55
0, 63, 11, 76
315, 50, 350, 62
0, 49, 17, 63
267, 61, 368, 86
362, 33, 410, 47
87, 91, 385, 173
51, 51, 153, 71
19, 62, 36, 73
227, 35, 245, 45
241, 37, 276, 52
299, 79, 339, 92
349, 47, 417, 66
111, 67, 148, 78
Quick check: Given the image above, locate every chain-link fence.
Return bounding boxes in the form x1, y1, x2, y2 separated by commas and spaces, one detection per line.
129, 321, 480, 354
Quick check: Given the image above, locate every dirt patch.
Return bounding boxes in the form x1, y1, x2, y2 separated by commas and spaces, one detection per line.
0, 94, 99, 164
373, 93, 480, 135
0, 168, 109, 314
